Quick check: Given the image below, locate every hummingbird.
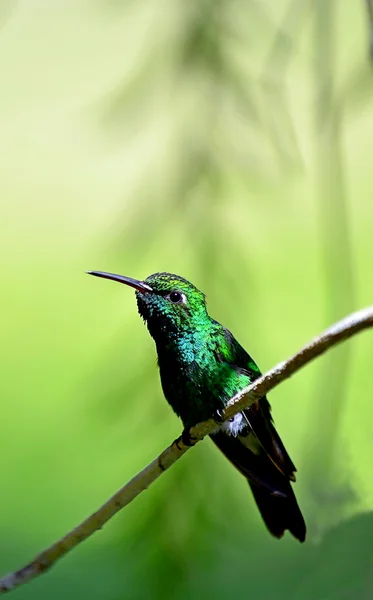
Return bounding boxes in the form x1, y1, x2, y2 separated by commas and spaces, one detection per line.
88, 270, 306, 542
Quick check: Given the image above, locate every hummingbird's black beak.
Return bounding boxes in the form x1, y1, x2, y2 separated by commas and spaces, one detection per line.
87, 271, 153, 293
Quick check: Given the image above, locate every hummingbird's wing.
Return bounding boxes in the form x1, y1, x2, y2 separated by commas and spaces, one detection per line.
212, 328, 306, 541
241, 396, 297, 480
217, 328, 296, 481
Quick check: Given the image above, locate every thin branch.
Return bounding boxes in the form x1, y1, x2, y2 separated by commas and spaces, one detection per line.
1, 306, 373, 594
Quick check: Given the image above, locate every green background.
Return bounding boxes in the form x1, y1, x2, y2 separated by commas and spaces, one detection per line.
1, 2, 373, 598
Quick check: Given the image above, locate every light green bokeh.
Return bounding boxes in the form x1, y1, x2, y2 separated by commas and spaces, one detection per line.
1, 2, 372, 599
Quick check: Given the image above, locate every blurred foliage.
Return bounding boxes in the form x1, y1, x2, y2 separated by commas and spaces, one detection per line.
1, 1, 373, 599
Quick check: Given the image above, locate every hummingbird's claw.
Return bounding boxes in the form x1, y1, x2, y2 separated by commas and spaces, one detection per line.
213, 408, 225, 424
181, 428, 197, 447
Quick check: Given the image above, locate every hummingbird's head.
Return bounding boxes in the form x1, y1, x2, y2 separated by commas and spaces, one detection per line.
87, 270, 208, 338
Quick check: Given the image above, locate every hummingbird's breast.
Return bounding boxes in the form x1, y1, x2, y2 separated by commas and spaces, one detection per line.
156, 326, 249, 428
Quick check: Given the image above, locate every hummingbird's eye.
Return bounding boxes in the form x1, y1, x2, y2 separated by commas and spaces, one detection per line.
168, 291, 185, 304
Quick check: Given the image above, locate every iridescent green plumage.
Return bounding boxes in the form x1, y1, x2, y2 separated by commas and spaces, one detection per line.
89, 270, 306, 542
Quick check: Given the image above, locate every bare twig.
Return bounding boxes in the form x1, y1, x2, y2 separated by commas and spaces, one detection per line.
1, 306, 373, 594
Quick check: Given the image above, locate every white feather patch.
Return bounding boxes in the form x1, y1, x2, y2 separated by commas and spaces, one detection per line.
220, 412, 245, 437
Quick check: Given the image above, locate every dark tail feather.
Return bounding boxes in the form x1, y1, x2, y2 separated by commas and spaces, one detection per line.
249, 480, 306, 542
210, 431, 306, 542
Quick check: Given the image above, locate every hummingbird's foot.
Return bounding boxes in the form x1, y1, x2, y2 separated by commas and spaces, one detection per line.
213, 408, 225, 424
181, 427, 198, 447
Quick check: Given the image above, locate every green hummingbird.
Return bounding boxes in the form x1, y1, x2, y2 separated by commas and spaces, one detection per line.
88, 270, 306, 542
